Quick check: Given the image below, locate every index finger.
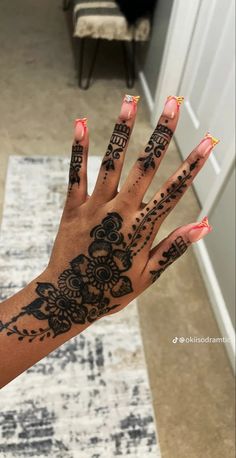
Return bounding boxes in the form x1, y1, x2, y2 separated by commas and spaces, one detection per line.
92, 94, 140, 202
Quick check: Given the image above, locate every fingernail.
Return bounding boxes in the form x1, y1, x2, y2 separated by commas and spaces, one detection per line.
197, 132, 220, 158
120, 94, 140, 121
163, 96, 184, 119
188, 216, 213, 243
74, 118, 87, 141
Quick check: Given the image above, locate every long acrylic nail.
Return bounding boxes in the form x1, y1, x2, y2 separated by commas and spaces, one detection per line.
197, 132, 219, 158
120, 94, 140, 121
188, 216, 213, 243
163, 96, 184, 119
74, 118, 87, 141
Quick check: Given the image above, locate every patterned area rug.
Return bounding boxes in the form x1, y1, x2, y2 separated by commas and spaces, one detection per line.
0, 156, 160, 458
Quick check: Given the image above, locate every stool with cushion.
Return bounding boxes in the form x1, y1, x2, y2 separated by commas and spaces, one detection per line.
64, 0, 151, 89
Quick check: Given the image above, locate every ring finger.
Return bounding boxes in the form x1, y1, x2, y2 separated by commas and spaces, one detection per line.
144, 133, 219, 246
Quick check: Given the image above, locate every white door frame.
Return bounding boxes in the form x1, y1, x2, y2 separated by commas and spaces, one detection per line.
150, 0, 235, 370
151, 0, 201, 127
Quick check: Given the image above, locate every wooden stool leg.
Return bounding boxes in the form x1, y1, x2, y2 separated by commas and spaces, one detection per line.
78, 38, 100, 90
122, 39, 136, 89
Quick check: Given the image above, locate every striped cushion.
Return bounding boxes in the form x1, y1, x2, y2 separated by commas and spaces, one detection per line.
73, 0, 150, 41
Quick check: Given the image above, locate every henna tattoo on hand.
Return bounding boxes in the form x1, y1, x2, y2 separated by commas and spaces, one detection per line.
102, 123, 130, 182
68, 142, 84, 191
0, 213, 131, 342
0, 160, 199, 342
150, 236, 189, 282
138, 123, 173, 171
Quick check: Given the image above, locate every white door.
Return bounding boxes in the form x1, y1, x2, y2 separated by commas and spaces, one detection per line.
175, 0, 235, 208
149, 0, 235, 368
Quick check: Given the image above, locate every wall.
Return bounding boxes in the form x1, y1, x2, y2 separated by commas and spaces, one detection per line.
139, 0, 174, 99
205, 166, 236, 329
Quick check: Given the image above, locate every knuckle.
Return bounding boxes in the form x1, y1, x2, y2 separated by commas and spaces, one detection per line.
135, 157, 153, 176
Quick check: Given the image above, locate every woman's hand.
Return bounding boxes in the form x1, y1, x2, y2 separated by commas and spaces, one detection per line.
0, 94, 219, 386
1, 95, 218, 343
38, 94, 216, 337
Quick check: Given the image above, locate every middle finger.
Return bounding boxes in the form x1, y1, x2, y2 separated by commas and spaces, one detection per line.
119, 96, 184, 207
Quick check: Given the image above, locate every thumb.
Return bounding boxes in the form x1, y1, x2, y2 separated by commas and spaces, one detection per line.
144, 217, 212, 285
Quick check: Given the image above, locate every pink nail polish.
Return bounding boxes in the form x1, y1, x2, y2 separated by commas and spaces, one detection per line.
197, 133, 220, 158
188, 216, 213, 243
163, 96, 184, 119
74, 118, 87, 141
119, 94, 140, 121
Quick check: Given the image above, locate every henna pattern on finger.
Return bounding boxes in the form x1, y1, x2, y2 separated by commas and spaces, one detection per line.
138, 124, 173, 171
102, 123, 131, 182
131, 123, 173, 189
68, 141, 84, 191
150, 236, 189, 282
68, 118, 87, 193
101, 94, 139, 183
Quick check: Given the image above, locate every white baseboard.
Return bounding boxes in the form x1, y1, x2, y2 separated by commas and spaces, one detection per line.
193, 240, 235, 372
138, 70, 154, 116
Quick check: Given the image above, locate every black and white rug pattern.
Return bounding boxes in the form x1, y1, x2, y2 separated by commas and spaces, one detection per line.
0, 156, 160, 457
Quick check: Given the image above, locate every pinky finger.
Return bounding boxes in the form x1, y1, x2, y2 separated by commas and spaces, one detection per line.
143, 217, 212, 286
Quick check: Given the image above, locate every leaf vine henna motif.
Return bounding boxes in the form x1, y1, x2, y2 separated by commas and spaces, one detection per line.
127, 158, 200, 257
102, 123, 131, 181
138, 124, 173, 171
0, 213, 132, 342
150, 236, 189, 282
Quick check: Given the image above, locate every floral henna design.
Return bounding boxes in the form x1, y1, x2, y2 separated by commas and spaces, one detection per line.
150, 236, 189, 282
138, 123, 173, 171
0, 213, 132, 341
